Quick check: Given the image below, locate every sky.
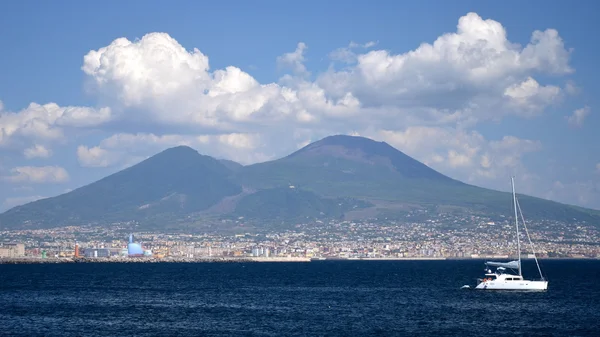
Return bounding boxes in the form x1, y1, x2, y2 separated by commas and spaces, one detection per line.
1, 0, 599, 212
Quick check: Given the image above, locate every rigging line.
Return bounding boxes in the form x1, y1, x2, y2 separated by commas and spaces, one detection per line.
515, 196, 545, 281
511, 177, 522, 276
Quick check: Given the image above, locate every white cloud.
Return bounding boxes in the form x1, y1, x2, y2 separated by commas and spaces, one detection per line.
543, 180, 600, 209
81, 33, 348, 129
77, 132, 272, 168
318, 12, 571, 124
77, 14, 573, 135
82, 33, 210, 107
1, 12, 589, 209
77, 145, 114, 168
277, 42, 309, 76
328, 41, 379, 64
24, 144, 52, 159
567, 106, 591, 127
4, 166, 70, 183
565, 80, 580, 95
503, 77, 561, 114
67, 14, 576, 198
0, 102, 111, 150
378, 127, 542, 187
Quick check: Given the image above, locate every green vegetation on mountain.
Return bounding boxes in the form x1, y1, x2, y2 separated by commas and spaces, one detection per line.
0, 146, 241, 228
237, 135, 600, 223
1, 135, 599, 230
233, 187, 373, 221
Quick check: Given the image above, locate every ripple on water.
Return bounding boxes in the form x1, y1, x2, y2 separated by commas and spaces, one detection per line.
0, 260, 599, 336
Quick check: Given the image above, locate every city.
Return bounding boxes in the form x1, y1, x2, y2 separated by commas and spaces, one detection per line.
2, 211, 599, 262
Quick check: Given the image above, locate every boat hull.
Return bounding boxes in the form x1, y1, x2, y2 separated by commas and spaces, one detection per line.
475, 280, 548, 290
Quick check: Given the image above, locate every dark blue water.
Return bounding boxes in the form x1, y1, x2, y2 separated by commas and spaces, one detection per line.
1, 260, 599, 336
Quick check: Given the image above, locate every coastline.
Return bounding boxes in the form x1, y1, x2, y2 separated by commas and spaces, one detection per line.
0, 256, 312, 264
1, 256, 598, 264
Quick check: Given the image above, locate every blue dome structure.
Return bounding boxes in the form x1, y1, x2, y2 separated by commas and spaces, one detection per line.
127, 234, 144, 256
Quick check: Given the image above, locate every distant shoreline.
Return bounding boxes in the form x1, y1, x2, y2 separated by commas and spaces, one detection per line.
0, 256, 311, 264
1, 256, 597, 264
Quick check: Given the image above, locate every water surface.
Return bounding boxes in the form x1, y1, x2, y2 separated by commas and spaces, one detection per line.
1, 259, 598, 336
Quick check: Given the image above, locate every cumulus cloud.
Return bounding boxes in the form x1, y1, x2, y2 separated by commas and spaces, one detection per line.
77, 145, 115, 168
77, 14, 574, 136
24, 144, 52, 159
81, 33, 353, 130
1, 12, 588, 208
0, 102, 111, 150
503, 77, 561, 114
318, 12, 571, 124
378, 127, 542, 187
82, 33, 211, 108
328, 41, 378, 64
76, 132, 272, 168
277, 42, 309, 76
68, 13, 577, 195
567, 106, 591, 127
4, 166, 70, 183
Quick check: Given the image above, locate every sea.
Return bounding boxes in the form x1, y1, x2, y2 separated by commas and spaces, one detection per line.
0, 259, 599, 336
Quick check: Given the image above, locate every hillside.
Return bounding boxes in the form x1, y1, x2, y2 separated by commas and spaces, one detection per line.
233, 187, 373, 221
237, 136, 598, 222
238, 135, 464, 199
1, 135, 599, 229
0, 146, 242, 228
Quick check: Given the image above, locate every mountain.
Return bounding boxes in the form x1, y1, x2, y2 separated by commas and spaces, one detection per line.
238, 135, 463, 199
1, 135, 599, 229
233, 187, 373, 221
238, 135, 600, 222
0, 146, 242, 228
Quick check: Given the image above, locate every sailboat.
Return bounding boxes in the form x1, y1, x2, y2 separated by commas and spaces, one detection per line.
474, 177, 548, 290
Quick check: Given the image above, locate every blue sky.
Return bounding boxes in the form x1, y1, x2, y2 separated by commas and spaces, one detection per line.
1, 0, 599, 211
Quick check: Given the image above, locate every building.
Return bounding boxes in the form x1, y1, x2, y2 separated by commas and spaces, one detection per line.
0, 243, 25, 258
83, 248, 111, 258
127, 234, 145, 256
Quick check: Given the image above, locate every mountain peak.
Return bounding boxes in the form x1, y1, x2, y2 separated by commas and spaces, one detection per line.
286, 134, 453, 182
318, 134, 385, 146
290, 134, 386, 157
304, 134, 389, 152
138, 145, 205, 166
0, 143, 242, 229
2, 133, 599, 230
158, 145, 198, 156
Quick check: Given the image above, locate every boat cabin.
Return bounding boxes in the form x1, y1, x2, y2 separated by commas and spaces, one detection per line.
482, 272, 523, 282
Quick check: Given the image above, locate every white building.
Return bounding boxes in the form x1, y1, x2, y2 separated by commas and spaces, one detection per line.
0, 243, 25, 258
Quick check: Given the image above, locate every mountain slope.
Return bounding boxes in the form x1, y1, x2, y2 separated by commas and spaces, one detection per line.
287, 135, 454, 181
1, 135, 599, 229
236, 135, 600, 222
0, 146, 242, 228
237, 134, 466, 201
233, 187, 373, 221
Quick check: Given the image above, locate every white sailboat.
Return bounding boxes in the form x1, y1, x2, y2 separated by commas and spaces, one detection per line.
474, 177, 548, 291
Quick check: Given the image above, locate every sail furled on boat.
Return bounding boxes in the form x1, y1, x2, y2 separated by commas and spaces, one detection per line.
485, 260, 520, 269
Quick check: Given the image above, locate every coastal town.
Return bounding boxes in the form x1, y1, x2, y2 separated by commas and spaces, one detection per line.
1, 211, 599, 262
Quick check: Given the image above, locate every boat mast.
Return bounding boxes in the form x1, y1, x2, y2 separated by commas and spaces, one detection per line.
515, 197, 545, 280
511, 176, 522, 277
